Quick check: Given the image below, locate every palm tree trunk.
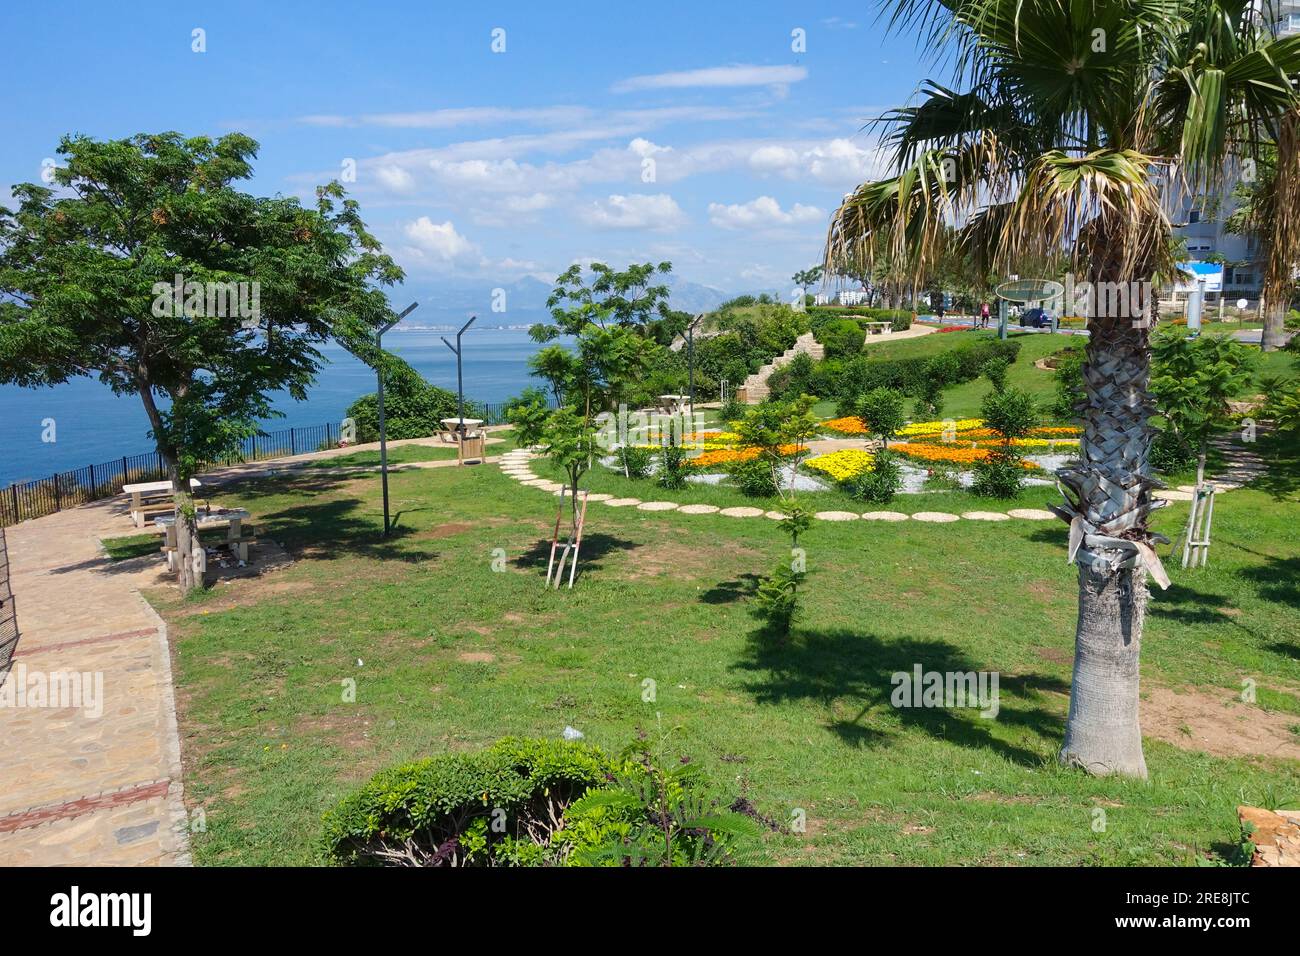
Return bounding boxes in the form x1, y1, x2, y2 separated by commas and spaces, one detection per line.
1056, 313, 1163, 778
1261, 300, 1288, 352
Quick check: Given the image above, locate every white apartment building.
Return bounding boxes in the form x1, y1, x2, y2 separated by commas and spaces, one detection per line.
1167, 3, 1300, 307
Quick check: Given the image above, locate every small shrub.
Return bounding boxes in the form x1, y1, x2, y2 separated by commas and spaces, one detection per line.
617, 444, 653, 479
849, 449, 903, 503
972, 455, 1027, 498
657, 443, 689, 490
728, 456, 778, 497
751, 559, 804, 638
972, 386, 1038, 498
320, 737, 613, 867
321, 736, 761, 867
718, 394, 746, 424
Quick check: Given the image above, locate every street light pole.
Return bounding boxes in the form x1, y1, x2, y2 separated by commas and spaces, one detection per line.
441, 315, 477, 430
687, 313, 702, 418
378, 302, 418, 536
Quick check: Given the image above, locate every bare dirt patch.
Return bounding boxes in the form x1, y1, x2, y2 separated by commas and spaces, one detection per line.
457, 651, 497, 664
1034, 646, 1073, 665
1142, 685, 1300, 761
624, 537, 761, 581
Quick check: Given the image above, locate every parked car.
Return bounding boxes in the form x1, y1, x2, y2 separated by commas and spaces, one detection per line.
1019, 307, 1053, 329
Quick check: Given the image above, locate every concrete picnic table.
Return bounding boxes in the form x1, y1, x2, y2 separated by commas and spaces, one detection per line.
154, 508, 252, 571
440, 417, 485, 434
657, 394, 692, 415
122, 478, 202, 528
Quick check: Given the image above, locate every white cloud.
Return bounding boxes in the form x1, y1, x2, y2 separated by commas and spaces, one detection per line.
613, 64, 807, 93
403, 217, 478, 263
374, 164, 416, 192
578, 194, 686, 231
805, 138, 883, 184
708, 196, 823, 230
299, 106, 593, 129
748, 145, 800, 172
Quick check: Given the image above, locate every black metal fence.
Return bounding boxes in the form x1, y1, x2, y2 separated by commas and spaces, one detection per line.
0, 526, 17, 684
0, 421, 348, 529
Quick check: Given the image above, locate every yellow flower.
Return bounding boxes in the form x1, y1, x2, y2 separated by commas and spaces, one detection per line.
805, 449, 875, 481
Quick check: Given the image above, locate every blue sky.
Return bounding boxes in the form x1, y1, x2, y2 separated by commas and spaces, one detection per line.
2, 1, 930, 298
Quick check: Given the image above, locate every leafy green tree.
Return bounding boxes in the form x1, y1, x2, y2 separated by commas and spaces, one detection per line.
0, 132, 401, 593
973, 386, 1038, 498
792, 265, 824, 300
734, 395, 818, 501
1151, 331, 1256, 484
856, 386, 906, 446
825, 0, 1300, 777
540, 407, 599, 542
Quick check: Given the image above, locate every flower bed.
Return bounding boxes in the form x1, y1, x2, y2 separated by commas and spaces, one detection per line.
891, 442, 1041, 468
897, 418, 985, 438
804, 449, 875, 481
822, 416, 869, 436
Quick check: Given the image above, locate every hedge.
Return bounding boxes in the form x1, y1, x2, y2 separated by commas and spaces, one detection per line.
830, 337, 1022, 403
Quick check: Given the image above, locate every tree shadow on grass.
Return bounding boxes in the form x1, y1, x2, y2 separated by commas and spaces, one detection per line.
734, 626, 1068, 765
699, 573, 763, 604
514, 533, 640, 583
253, 496, 431, 563
1237, 554, 1300, 610
1250, 433, 1300, 501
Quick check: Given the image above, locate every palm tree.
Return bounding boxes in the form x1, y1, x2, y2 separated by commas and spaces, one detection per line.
1225, 108, 1300, 351
828, 0, 1300, 777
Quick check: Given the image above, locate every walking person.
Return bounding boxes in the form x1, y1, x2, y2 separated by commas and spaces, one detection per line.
979, 302, 991, 328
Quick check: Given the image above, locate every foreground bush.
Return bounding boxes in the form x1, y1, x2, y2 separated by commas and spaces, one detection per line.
321, 737, 761, 866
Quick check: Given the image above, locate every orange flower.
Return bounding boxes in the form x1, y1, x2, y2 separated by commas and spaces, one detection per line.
822, 416, 868, 435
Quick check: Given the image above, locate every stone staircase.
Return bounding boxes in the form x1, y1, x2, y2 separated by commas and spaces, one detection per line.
737, 332, 826, 403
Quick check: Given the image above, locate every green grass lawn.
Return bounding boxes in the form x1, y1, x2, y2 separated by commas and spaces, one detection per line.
152, 433, 1300, 866
303, 443, 457, 468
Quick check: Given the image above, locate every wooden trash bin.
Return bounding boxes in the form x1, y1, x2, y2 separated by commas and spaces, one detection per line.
458, 433, 486, 464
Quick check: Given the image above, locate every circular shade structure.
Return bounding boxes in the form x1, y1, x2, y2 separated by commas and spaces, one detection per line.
995, 278, 1064, 303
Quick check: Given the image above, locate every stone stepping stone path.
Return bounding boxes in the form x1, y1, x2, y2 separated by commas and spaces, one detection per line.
913, 511, 960, 523
494, 446, 1219, 529
1154, 489, 1194, 501
1006, 508, 1056, 519
718, 506, 765, 518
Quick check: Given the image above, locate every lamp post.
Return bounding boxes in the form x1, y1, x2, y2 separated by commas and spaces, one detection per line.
687, 313, 702, 419
377, 302, 418, 536
441, 315, 476, 431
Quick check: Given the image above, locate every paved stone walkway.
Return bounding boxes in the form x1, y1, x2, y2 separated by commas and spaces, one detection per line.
0, 499, 190, 865
0, 429, 517, 866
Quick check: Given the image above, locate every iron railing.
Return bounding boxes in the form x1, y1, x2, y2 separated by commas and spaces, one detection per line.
0, 421, 347, 528
0, 526, 17, 684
